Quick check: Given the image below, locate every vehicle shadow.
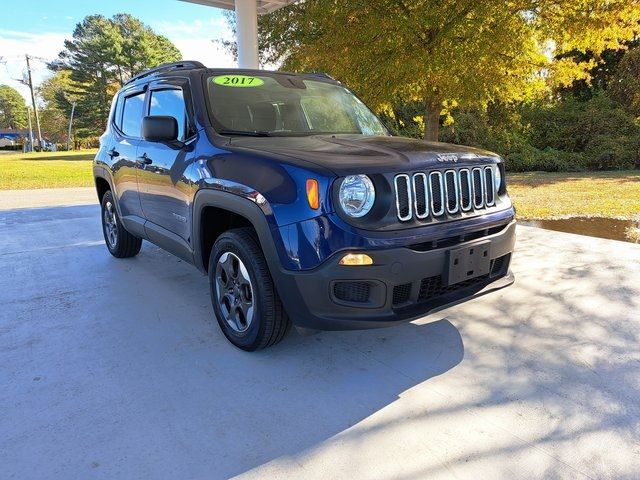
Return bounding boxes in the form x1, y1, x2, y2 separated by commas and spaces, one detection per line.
106, 242, 467, 479
178, 317, 465, 479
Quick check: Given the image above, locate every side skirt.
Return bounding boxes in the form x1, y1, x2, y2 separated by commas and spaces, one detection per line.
121, 215, 196, 266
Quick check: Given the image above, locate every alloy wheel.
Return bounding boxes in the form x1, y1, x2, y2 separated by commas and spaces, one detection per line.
103, 201, 118, 248
215, 251, 255, 333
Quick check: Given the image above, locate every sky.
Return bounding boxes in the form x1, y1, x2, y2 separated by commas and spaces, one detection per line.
0, 0, 236, 103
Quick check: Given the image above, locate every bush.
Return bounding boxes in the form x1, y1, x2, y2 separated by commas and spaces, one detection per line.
523, 93, 640, 170
378, 92, 639, 172
583, 135, 640, 170
440, 93, 639, 171
438, 108, 556, 172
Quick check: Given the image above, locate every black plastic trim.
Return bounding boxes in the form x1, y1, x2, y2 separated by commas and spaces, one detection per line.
274, 219, 517, 330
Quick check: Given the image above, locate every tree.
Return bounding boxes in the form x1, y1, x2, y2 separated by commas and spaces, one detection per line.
557, 39, 640, 100
0, 85, 28, 130
610, 46, 640, 116
258, 1, 640, 141
51, 14, 182, 136
112, 13, 182, 85
37, 71, 76, 144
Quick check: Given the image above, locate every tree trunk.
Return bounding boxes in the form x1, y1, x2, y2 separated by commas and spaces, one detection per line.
423, 97, 441, 142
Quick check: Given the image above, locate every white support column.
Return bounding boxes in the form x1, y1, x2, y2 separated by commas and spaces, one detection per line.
235, 0, 259, 69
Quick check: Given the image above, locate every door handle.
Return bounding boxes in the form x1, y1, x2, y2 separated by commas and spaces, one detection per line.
107, 148, 119, 158
137, 153, 153, 165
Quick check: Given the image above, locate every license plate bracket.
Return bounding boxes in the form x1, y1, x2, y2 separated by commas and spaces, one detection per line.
445, 241, 491, 286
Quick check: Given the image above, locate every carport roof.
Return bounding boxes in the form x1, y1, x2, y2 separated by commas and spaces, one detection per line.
180, 0, 296, 14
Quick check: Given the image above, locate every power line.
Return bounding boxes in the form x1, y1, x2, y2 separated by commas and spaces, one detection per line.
1, 54, 51, 63
26, 55, 50, 63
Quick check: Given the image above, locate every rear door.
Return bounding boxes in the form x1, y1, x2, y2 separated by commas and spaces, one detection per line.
110, 88, 146, 219
137, 79, 196, 243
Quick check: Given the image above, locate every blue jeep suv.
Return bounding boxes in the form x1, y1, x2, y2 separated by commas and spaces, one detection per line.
94, 61, 516, 350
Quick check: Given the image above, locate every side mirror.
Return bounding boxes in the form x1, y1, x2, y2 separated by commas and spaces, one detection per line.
142, 116, 178, 143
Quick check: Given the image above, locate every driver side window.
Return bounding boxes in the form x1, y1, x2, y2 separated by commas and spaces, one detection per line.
149, 89, 187, 142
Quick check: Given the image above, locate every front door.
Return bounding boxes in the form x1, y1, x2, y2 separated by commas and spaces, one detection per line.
137, 83, 195, 242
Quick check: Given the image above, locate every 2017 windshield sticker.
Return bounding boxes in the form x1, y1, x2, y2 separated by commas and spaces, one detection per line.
213, 75, 265, 87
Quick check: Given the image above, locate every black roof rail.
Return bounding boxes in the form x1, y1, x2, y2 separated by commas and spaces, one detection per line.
124, 60, 206, 86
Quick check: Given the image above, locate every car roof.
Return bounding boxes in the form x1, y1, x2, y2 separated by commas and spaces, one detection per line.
123, 61, 336, 90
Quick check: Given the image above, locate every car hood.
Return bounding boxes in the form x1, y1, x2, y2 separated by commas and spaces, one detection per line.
227, 134, 500, 176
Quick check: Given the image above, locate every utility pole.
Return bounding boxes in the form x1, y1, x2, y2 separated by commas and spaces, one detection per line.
26, 106, 34, 153
25, 55, 43, 151
67, 102, 76, 151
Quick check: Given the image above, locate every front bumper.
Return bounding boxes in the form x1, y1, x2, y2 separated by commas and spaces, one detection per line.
273, 219, 516, 330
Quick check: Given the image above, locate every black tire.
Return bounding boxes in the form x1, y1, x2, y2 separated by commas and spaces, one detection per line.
208, 227, 291, 351
100, 190, 142, 258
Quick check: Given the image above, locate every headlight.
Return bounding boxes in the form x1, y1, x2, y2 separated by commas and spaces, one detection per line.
339, 175, 375, 217
494, 165, 502, 193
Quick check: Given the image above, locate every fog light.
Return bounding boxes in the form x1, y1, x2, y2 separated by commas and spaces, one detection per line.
339, 253, 373, 266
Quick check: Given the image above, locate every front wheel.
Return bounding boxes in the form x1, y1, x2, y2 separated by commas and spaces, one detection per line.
101, 190, 142, 258
208, 228, 291, 351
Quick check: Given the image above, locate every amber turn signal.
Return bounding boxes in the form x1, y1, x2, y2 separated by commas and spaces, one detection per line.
306, 179, 319, 209
339, 253, 374, 266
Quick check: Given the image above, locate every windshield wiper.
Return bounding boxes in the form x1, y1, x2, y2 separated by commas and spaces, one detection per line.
218, 129, 272, 137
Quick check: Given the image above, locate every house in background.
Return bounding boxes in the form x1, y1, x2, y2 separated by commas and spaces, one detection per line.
0, 129, 58, 152
0, 129, 29, 150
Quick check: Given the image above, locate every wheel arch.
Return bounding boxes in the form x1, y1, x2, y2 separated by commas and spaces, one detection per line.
93, 166, 117, 206
95, 176, 111, 203
192, 189, 283, 278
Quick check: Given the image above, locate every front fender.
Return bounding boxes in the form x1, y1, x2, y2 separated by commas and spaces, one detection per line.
191, 187, 292, 275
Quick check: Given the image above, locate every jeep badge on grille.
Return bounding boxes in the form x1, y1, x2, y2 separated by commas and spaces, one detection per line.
436, 153, 458, 163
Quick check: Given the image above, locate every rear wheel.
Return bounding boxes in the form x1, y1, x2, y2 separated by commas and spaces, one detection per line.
101, 190, 142, 258
209, 228, 290, 351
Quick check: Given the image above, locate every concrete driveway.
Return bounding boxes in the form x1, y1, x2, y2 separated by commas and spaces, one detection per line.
1, 193, 639, 479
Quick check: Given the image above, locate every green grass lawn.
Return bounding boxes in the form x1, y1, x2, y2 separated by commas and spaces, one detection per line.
0, 150, 97, 190
1, 151, 638, 221
508, 170, 640, 220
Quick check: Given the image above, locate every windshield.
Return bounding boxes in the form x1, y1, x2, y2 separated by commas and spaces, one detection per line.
206, 73, 388, 136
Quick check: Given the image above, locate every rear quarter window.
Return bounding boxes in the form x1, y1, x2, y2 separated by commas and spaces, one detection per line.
121, 92, 146, 138
112, 95, 124, 130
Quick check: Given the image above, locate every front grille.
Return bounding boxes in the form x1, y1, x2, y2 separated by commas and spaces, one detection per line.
394, 165, 498, 222
394, 175, 412, 221
444, 170, 459, 213
459, 169, 472, 211
472, 168, 484, 209
484, 167, 495, 206
394, 254, 510, 307
413, 173, 428, 218
418, 274, 488, 302
333, 281, 371, 303
429, 172, 444, 216
490, 253, 509, 276
392, 283, 412, 305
